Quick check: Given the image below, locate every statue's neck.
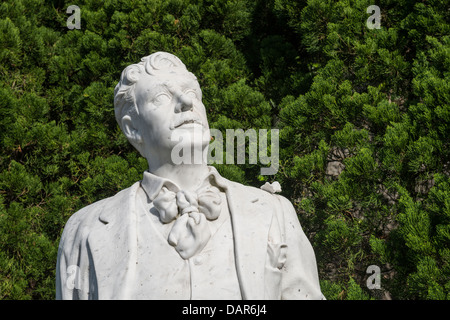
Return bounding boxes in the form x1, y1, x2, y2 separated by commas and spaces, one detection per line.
148, 161, 210, 193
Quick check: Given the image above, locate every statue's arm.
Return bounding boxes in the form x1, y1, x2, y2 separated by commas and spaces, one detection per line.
277, 195, 325, 300
55, 243, 67, 299
55, 217, 80, 300
55, 209, 94, 300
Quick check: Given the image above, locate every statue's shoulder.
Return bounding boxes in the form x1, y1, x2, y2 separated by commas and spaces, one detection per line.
224, 179, 292, 207
61, 182, 140, 238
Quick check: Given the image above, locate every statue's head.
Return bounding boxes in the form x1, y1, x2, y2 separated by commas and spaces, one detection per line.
114, 52, 210, 162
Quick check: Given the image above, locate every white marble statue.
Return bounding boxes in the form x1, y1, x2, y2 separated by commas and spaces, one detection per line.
55, 52, 325, 300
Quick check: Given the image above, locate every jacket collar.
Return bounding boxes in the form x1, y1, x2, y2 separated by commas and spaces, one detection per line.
140, 166, 227, 201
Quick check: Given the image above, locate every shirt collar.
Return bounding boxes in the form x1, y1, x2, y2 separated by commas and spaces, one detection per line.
140, 166, 225, 201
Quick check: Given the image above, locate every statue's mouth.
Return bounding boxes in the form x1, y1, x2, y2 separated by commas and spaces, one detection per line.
172, 117, 204, 129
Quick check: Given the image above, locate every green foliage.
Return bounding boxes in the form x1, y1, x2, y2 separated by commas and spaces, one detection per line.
320, 277, 373, 300
273, 0, 449, 300
0, 0, 448, 299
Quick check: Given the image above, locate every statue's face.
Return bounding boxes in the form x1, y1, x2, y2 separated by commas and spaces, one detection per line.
133, 71, 210, 158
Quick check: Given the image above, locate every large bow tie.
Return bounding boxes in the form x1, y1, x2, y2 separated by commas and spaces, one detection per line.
152, 184, 222, 259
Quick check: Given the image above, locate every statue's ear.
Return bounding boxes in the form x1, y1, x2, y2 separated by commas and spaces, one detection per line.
121, 115, 143, 145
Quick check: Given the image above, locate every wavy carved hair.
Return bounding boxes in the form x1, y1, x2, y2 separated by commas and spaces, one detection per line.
113, 51, 196, 132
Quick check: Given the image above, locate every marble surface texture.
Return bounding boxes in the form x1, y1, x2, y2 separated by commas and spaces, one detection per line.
55, 52, 325, 300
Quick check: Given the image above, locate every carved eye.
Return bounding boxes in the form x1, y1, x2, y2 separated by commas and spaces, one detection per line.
152, 93, 172, 107
184, 90, 197, 100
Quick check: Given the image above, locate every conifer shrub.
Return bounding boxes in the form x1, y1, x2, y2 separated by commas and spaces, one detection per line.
0, 0, 448, 299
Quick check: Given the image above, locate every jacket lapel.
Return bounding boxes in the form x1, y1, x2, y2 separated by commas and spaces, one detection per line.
221, 180, 273, 300
93, 182, 140, 299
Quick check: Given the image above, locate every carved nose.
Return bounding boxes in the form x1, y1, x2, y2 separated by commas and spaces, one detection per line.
175, 93, 194, 112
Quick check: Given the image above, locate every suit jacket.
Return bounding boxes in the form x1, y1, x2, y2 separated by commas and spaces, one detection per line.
56, 173, 325, 300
